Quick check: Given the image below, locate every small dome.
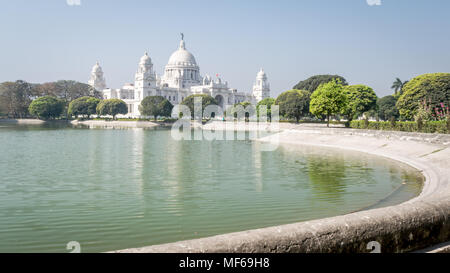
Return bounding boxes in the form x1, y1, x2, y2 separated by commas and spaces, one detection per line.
92, 61, 102, 73
257, 68, 266, 78
140, 52, 152, 65
92, 62, 103, 74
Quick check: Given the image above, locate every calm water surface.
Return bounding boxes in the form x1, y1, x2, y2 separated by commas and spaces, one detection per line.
0, 123, 423, 252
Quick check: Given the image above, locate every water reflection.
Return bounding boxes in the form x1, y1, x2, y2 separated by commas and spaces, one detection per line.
130, 128, 144, 196
307, 153, 347, 203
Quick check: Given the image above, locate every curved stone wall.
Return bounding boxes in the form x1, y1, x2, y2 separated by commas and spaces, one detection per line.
114, 126, 450, 253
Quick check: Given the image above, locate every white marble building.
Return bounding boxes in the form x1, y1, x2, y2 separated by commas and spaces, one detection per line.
89, 35, 271, 117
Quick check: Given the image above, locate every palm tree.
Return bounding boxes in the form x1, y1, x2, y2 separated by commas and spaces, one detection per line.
391, 78, 409, 95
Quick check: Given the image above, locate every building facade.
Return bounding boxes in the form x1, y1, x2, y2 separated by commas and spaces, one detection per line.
89, 36, 271, 117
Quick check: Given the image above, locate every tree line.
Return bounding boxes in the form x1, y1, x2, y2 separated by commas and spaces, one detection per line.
2, 73, 449, 126
264, 75, 378, 127
0, 80, 102, 119
267, 73, 450, 127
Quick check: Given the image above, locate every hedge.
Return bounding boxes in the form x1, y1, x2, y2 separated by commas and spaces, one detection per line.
349, 120, 449, 134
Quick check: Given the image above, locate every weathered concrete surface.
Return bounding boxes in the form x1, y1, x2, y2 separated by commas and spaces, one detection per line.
0, 119, 46, 125
414, 241, 450, 253
0, 119, 164, 129
113, 125, 450, 253
201, 120, 344, 132
71, 120, 159, 129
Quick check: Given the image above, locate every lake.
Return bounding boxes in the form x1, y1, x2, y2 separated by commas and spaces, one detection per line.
0, 123, 423, 252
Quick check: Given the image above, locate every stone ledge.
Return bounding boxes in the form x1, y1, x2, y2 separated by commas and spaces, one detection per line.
0, 119, 47, 125
414, 241, 450, 253
70, 120, 160, 129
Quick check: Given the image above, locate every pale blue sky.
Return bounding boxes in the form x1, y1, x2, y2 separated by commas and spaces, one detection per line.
0, 0, 449, 97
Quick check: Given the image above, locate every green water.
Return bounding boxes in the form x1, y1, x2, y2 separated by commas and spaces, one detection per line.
0, 123, 423, 253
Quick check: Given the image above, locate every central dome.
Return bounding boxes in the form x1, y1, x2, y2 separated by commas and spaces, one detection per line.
167, 40, 197, 67
161, 36, 202, 89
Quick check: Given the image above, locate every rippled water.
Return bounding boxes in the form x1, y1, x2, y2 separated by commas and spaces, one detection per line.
0, 124, 423, 253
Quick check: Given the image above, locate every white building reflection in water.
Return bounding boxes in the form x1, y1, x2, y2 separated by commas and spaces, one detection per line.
130, 128, 145, 197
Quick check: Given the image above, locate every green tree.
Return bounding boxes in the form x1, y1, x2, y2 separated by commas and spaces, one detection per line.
0, 80, 34, 118
343, 85, 378, 122
377, 95, 399, 121
396, 73, 450, 120
181, 94, 218, 119
96, 99, 128, 120
28, 96, 65, 120
310, 80, 348, 127
275, 89, 311, 123
256, 98, 276, 121
0, 99, 5, 117
0, 85, 8, 117
139, 96, 174, 121
293, 75, 348, 92
391, 78, 409, 96
67, 96, 101, 119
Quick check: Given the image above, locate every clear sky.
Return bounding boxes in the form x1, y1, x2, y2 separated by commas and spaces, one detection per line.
0, 0, 449, 97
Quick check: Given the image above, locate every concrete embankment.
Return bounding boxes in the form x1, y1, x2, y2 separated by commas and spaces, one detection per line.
0, 119, 162, 129
0, 119, 47, 125
70, 120, 160, 129
113, 125, 450, 253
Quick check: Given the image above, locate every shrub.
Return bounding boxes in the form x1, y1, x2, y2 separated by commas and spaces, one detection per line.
28, 96, 65, 120
416, 116, 423, 132
139, 96, 173, 121
377, 95, 399, 121
390, 116, 396, 128
310, 80, 348, 127
343, 85, 378, 121
396, 73, 450, 120
68, 96, 101, 119
96, 99, 128, 120
349, 120, 448, 134
364, 117, 369, 128
275, 90, 310, 123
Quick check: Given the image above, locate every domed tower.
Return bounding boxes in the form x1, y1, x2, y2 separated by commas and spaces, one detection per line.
88, 61, 107, 91
252, 68, 270, 102
134, 52, 156, 100
161, 34, 201, 89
